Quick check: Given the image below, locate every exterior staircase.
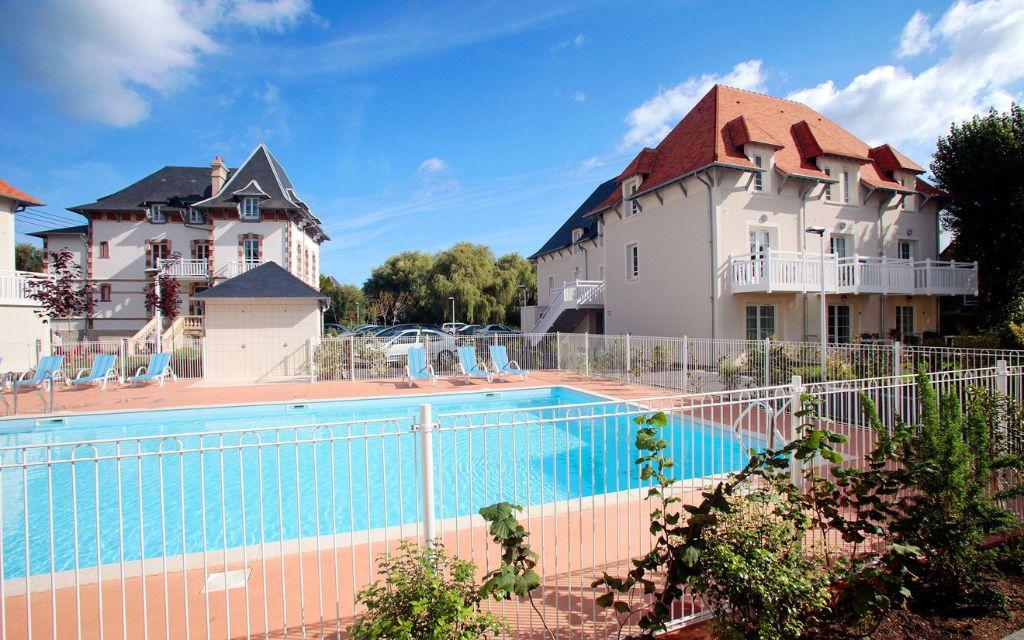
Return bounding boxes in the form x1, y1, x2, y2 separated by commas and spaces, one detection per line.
530, 280, 604, 343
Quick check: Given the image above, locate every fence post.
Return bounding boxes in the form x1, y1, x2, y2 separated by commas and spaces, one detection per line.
584, 332, 590, 377
34, 338, 42, 367
789, 374, 804, 488
349, 335, 356, 381
556, 332, 562, 371
626, 333, 632, 381
682, 335, 689, 392
418, 403, 437, 547
763, 337, 771, 388
309, 338, 316, 383
120, 339, 127, 382
893, 341, 902, 377
997, 359, 1009, 396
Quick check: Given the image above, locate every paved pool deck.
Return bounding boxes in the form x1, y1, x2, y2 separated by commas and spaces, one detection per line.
2, 371, 680, 419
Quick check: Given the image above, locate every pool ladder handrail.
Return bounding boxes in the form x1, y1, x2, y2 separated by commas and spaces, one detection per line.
730, 400, 787, 450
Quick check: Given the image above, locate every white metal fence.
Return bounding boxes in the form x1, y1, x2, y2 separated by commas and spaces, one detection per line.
2, 364, 1023, 638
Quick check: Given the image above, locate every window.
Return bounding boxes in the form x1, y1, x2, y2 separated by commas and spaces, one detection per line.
241, 197, 260, 221
98, 241, 109, 259
628, 184, 639, 217
745, 305, 776, 340
192, 241, 210, 261
828, 305, 851, 343
598, 265, 604, 281
547, 276, 555, 294
895, 305, 915, 339
189, 286, 208, 316
573, 266, 581, 281
626, 243, 639, 280
243, 238, 260, 263
99, 284, 111, 302
824, 168, 835, 202
188, 207, 205, 224
571, 228, 583, 244
898, 240, 914, 261
149, 204, 166, 224
830, 235, 848, 258
752, 155, 764, 191
842, 171, 851, 204
149, 240, 171, 266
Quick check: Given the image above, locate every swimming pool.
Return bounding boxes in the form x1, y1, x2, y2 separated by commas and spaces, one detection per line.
0, 387, 759, 579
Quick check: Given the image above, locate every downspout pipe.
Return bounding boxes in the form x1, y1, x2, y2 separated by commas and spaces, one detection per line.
695, 171, 717, 339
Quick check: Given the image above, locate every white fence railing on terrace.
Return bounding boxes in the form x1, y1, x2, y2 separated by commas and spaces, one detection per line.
2, 365, 1022, 638
156, 258, 209, 278
729, 249, 978, 295
0, 270, 49, 305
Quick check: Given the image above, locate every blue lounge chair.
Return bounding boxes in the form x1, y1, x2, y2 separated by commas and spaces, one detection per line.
489, 345, 528, 382
457, 345, 492, 383
13, 355, 65, 390
127, 352, 173, 387
70, 354, 120, 390
404, 346, 436, 387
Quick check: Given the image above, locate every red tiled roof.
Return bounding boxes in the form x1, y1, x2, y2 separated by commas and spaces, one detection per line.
617, 148, 659, 182
869, 144, 926, 174
0, 178, 44, 207
588, 85, 925, 214
916, 178, 946, 198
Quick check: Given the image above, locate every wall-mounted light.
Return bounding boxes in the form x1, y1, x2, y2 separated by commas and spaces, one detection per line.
838, 222, 847, 230
907, 229, 914, 237
759, 214, 768, 223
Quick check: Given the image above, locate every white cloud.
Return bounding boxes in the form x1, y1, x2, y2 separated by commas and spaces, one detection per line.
553, 31, 586, 50
571, 90, 587, 102
898, 10, 935, 57
789, 0, 1024, 154
1, 0, 314, 126
417, 157, 448, 174
620, 60, 765, 149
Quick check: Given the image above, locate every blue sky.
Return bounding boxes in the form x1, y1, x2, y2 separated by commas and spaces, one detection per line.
1, 0, 1022, 284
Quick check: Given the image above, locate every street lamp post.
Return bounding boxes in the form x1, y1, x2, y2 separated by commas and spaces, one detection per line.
805, 226, 827, 380
355, 301, 360, 325
518, 284, 527, 307
449, 297, 456, 324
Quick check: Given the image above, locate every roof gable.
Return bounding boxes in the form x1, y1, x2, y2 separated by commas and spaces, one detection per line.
195, 261, 328, 301
0, 178, 44, 207
193, 144, 301, 211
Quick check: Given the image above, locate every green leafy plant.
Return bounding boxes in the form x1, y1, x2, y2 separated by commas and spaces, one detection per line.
693, 489, 831, 640
478, 502, 552, 640
346, 540, 505, 640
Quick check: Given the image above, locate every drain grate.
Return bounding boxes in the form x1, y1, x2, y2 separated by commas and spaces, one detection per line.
202, 568, 251, 593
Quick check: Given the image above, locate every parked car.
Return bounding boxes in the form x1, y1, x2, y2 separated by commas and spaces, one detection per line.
369, 328, 457, 366
442, 322, 468, 335
323, 323, 348, 335
457, 324, 480, 335
467, 325, 520, 335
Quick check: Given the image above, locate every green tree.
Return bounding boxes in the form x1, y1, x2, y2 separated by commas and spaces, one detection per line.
363, 251, 434, 321
933, 103, 1024, 329
494, 253, 536, 325
431, 242, 505, 324
15, 243, 44, 272
319, 275, 366, 325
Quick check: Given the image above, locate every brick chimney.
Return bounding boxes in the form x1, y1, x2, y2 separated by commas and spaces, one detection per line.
210, 155, 227, 195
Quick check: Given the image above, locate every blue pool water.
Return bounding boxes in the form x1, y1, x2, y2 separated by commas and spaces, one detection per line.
0, 387, 759, 579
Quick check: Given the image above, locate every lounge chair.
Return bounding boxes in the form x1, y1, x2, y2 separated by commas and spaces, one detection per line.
13, 355, 65, 390
69, 354, 120, 390
126, 352, 173, 387
404, 346, 436, 387
489, 345, 528, 382
457, 345, 492, 383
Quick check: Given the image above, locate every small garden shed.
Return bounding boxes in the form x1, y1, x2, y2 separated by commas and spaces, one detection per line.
195, 262, 328, 382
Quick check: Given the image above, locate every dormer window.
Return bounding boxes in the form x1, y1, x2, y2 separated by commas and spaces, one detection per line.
188, 207, 205, 224
627, 183, 639, 217
149, 204, 166, 224
752, 154, 764, 191
240, 197, 260, 221
824, 168, 835, 202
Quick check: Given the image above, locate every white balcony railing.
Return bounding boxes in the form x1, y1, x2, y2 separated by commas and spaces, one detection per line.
0, 269, 50, 305
730, 250, 978, 296
221, 260, 263, 278
156, 258, 209, 278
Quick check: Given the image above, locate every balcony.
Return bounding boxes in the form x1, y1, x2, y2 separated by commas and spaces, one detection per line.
729, 249, 978, 296
221, 260, 263, 278
0, 269, 50, 306
157, 258, 209, 278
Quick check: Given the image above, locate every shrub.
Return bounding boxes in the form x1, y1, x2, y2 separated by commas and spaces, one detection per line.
346, 540, 505, 640
694, 492, 830, 640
